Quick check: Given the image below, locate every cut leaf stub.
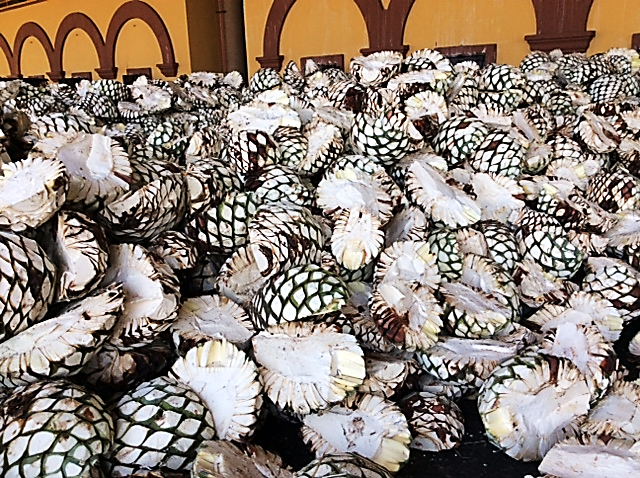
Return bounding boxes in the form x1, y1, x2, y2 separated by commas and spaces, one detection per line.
301, 393, 411, 472
478, 352, 591, 461
252, 322, 365, 415
171, 339, 263, 441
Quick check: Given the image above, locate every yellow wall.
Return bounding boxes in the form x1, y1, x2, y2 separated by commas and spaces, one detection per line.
244, 0, 537, 75
244, 0, 640, 75
588, 0, 640, 55
280, 0, 368, 71
62, 29, 101, 76
0, 0, 195, 80
244, 0, 272, 75
19, 37, 50, 77
115, 19, 164, 75
404, 0, 535, 66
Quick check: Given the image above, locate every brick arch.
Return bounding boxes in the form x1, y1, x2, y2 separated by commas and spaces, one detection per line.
257, 0, 415, 70
525, 0, 596, 52
0, 33, 13, 76
353, 0, 415, 55
53, 13, 106, 81
256, 0, 297, 70
102, 0, 178, 79
12, 22, 56, 78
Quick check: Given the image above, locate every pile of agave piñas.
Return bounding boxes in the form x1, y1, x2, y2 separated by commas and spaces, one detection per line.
3, 45, 640, 478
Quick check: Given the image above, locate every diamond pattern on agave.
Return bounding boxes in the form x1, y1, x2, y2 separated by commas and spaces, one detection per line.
250, 264, 350, 330
0, 285, 122, 389
0, 380, 114, 478
108, 376, 215, 477
0, 231, 56, 342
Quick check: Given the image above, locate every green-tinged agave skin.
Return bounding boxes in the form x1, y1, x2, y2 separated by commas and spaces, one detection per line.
475, 221, 521, 274
0, 380, 114, 478
426, 227, 464, 281
251, 263, 350, 330
432, 117, 489, 167
514, 209, 584, 280
108, 376, 215, 477
186, 191, 260, 253
0, 230, 56, 342
350, 110, 413, 165
273, 126, 308, 167
469, 131, 525, 178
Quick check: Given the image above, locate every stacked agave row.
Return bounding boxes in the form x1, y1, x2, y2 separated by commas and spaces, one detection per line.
2, 45, 640, 478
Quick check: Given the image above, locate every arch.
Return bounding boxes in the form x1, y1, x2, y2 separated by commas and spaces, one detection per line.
12, 22, 55, 78
0, 33, 15, 77
103, 0, 178, 79
54, 12, 106, 80
404, 0, 535, 65
353, 0, 415, 55
525, 0, 595, 52
281, 0, 369, 70
257, 0, 416, 70
114, 19, 164, 78
257, 0, 297, 70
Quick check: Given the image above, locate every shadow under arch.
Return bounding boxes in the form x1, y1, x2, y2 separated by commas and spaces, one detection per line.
12, 22, 55, 78
53, 12, 106, 81
101, 0, 178, 79
0, 33, 15, 76
257, 0, 415, 70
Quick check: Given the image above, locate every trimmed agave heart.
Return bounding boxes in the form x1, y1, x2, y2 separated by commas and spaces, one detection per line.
301, 393, 411, 472
0, 230, 57, 342
45, 210, 109, 302
192, 440, 293, 478
171, 294, 254, 354
171, 339, 263, 441
0, 379, 114, 478
108, 376, 216, 477
399, 392, 465, 452
100, 243, 180, 348
478, 352, 591, 461
100, 164, 188, 243
0, 285, 122, 389
0, 156, 67, 230
56, 132, 132, 210
252, 322, 365, 415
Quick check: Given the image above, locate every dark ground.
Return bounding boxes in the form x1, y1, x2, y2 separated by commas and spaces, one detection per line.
254, 399, 541, 477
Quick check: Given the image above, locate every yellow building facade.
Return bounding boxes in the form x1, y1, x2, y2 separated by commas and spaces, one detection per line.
244, 0, 640, 75
0, 0, 228, 81
4, 0, 640, 81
